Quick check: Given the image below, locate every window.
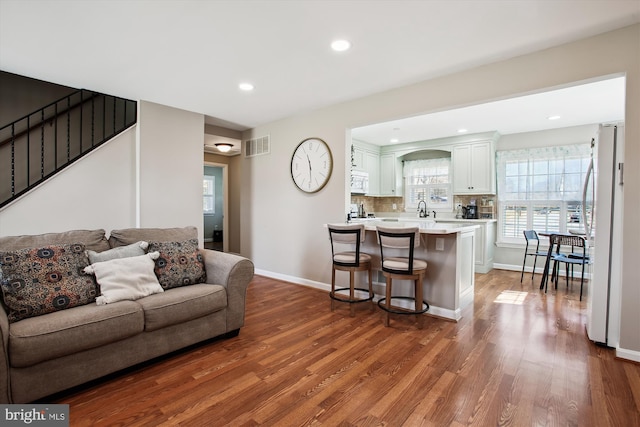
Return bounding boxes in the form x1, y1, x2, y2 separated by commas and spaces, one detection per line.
404, 158, 452, 211
496, 144, 591, 243
203, 176, 215, 214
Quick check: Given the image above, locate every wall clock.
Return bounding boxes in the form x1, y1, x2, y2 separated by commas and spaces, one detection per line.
290, 137, 333, 193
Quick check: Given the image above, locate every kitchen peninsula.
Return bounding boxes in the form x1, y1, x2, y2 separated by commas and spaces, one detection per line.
331, 219, 478, 321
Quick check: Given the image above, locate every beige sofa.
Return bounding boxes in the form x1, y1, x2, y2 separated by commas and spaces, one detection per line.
0, 226, 254, 403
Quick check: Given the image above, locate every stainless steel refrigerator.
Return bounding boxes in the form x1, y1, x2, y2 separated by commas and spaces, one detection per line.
584, 124, 624, 347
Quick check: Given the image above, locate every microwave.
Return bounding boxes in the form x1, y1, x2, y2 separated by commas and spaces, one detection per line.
350, 171, 369, 194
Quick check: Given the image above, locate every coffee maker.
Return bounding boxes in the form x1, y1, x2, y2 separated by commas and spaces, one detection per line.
463, 205, 478, 219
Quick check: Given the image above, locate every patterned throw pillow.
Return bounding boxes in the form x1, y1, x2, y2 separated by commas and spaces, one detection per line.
0, 243, 97, 322
148, 239, 206, 290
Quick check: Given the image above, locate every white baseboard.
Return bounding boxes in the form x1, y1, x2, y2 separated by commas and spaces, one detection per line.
255, 269, 461, 321
616, 347, 640, 363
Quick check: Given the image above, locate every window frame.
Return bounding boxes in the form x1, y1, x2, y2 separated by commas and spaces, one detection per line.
403, 158, 453, 212
203, 175, 215, 215
496, 143, 591, 244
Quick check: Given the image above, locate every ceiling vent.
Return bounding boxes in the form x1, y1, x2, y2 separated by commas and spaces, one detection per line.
244, 135, 270, 158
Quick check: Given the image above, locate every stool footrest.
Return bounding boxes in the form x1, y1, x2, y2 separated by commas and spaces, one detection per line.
377, 297, 429, 315
330, 287, 374, 303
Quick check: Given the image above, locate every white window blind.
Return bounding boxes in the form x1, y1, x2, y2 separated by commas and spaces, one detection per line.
203, 176, 215, 214
403, 158, 452, 211
496, 144, 590, 243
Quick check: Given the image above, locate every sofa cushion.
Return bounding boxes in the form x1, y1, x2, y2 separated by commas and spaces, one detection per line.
0, 243, 98, 322
84, 252, 164, 305
136, 284, 227, 332
0, 229, 110, 252
148, 239, 207, 289
87, 241, 149, 264
9, 300, 144, 368
108, 226, 198, 248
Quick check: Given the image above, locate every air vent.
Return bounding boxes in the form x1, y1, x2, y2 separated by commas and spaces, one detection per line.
244, 135, 270, 158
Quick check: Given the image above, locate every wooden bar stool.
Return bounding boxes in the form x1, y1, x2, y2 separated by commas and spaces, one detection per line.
327, 224, 374, 316
376, 226, 429, 327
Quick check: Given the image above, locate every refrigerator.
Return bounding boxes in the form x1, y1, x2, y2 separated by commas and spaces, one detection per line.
585, 124, 624, 347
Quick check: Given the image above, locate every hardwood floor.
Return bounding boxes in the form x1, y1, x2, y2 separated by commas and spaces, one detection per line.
53, 270, 640, 426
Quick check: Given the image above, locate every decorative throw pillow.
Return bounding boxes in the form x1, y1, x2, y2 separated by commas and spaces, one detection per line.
0, 243, 97, 322
148, 239, 206, 290
86, 241, 149, 264
84, 252, 164, 305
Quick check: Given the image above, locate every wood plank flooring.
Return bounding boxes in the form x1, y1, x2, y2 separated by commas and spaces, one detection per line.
52, 270, 640, 426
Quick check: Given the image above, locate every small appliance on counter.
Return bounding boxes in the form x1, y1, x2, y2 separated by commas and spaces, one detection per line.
455, 204, 463, 219
463, 205, 478, 219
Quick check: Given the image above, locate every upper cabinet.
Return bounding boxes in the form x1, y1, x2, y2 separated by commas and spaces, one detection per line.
379, 153, 396, 195
352, 141, 381, 195
452, 140, 496, 194
353, 132, 497, 197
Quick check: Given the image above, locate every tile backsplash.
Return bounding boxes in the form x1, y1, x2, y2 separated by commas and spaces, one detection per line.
350, 196, 403, 215
350, 194, 495, 218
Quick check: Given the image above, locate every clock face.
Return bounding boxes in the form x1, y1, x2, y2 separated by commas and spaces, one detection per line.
290, 138, 333, 193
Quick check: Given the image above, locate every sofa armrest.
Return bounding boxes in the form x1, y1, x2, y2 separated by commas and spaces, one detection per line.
0, 304, 11, 403
201, 249, 254, 332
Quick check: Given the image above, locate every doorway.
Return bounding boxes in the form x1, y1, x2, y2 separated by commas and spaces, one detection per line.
203, 162, 229, 252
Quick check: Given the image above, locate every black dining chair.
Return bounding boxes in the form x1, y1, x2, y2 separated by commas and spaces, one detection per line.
542, 234, 591, 300
520, 230, 548, 283
550, 235, 591, 300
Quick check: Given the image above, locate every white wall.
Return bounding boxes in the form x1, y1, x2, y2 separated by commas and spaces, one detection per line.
137, 101, 204, 243
0, 101, 205, 243
0, 127, 137, 235
242, 25, 640, 357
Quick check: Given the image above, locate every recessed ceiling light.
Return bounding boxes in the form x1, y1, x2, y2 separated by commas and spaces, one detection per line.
331, 40, 351, 52
238, 82, 254, 91
458, 128, 468, 133
548, 115, 561, 120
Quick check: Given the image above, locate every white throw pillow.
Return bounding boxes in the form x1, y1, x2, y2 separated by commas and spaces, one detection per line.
84, 251, 163, 305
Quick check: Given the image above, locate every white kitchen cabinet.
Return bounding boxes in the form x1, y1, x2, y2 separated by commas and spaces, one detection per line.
452, 141, 495, 194
437, 220, 496, 273
365, 151, 380, 194
379, 153, 396, 195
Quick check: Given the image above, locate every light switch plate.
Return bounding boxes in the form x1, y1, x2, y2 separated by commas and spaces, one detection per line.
436, 238, 444, 251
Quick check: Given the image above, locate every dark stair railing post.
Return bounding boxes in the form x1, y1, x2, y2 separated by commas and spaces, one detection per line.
40, 109, 45, 181
1, 89, 137, 209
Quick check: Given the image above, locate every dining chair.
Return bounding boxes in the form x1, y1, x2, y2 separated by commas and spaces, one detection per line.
542, 234, 591, 300
327, 224, 374, 316
520, 230, 548, 282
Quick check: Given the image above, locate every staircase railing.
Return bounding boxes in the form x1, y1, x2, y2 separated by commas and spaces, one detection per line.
0, 89, 137, 209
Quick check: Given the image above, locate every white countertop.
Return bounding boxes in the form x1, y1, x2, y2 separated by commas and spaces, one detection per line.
347, 218, 479, 234
350, 216, 495, 223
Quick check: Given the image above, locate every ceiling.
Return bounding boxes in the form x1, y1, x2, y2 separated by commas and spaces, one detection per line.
1, 1, 639, 139
352, 76, 626, 145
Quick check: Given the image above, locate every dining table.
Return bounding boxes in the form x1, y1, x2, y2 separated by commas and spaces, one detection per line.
537, 231, 587, 291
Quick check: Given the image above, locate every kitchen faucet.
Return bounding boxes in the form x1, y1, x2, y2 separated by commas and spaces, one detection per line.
417, 200, 428, 218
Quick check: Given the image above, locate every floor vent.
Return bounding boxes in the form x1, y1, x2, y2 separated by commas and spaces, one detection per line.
244, 135, 270, 158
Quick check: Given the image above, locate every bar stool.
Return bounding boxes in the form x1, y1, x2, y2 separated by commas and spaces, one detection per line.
376, 226, 429, 327
327, 224, 374, 316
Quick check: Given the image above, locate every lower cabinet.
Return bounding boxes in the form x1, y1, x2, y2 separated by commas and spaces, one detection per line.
438, 220, 496, 273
